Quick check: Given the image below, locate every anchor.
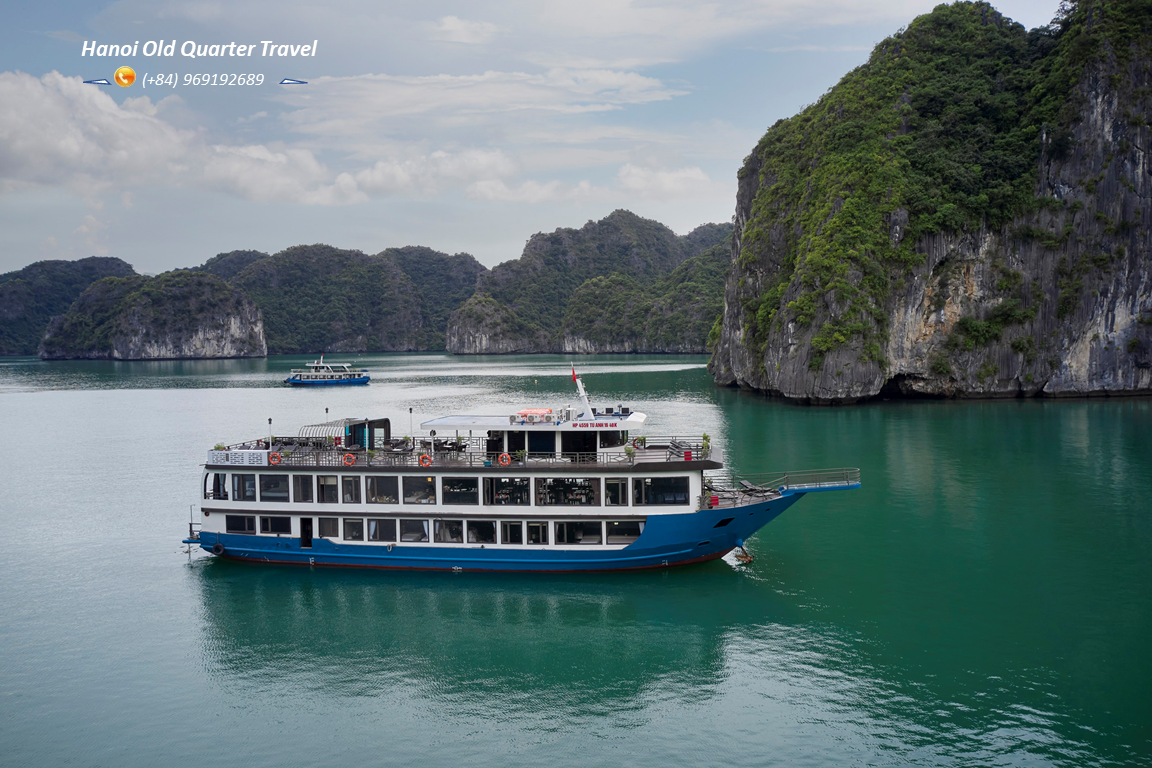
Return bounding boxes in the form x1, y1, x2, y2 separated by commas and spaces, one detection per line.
733, 538, 754, 565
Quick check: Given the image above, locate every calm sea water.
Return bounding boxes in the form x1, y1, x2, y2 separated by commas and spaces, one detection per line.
0, 353, 1148, 767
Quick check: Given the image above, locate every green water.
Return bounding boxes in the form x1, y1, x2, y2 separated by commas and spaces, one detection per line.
0, 353, 1148, 766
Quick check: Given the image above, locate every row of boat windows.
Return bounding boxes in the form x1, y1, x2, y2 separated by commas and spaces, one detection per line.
224, 515, 644, 545
210, 473, 691, 506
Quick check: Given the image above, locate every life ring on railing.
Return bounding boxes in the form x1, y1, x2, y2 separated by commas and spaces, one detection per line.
632, 438, 642, 449
343, 453, 356, 466
418, 454, 433, 467
498, 452, 511, 466
212, 543, 225, 555
269, 452, 282, 465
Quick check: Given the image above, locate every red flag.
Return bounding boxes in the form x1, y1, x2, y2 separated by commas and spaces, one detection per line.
572, 365, 577, 382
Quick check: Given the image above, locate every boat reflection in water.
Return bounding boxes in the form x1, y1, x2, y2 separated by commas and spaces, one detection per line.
190, 557, 793, 715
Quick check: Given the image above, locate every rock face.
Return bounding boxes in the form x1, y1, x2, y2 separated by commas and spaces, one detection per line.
0, 256, 136, 355
709, 1, 1151, 402
39, 272, 266, 360
447, 210, 731, 353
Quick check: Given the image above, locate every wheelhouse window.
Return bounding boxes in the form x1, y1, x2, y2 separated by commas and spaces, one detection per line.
467, 520, 496, 544
343, 518, 364, 541
368, 518, 396, 542
484, 477, 530, 505
633, 477, 690, 505
225, 515, 255, 534
403, 476, 436, 504
606, 520, 643, 544
605, 478, 628, 506
554, 520, 602, 545
501, 521, 524, 544
367, 476, 398, 504
560, 430, 597, 460
527, 521, 548, 544
293, 475, 313, 503
400, 519, 429, 542
205, 472, 227, 500
434, 519, 463, 543
443, 478, 479, 505
599, 430, 628, 448
318, 476, 338, 503
342, 476, 362, 504
507, 431, 526, 455
318, 517, 339, 538
260, 475, 289, 502
260, 516, 291, 534
536, 477, 600, 506
528, 431, 555, 456
232, 474, 256, 502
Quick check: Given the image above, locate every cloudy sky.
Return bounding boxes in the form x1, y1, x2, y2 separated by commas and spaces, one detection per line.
0, 0, 1060, 274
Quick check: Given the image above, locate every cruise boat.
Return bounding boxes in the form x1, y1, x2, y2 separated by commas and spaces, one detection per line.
185, 375, 860, 571
284, 355, 370, 386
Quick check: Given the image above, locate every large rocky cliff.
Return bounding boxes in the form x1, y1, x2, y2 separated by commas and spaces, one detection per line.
710, 0, 1151, 402
0, 256, 136, 355
447, 211, 731, 354
40, 272, 265, 360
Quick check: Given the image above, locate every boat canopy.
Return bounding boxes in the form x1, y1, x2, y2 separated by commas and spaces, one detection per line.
298, 417, 391, 446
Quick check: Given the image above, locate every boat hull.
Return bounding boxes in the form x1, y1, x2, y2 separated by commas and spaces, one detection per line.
193, 492, 808, 572
284, 376, 370, 386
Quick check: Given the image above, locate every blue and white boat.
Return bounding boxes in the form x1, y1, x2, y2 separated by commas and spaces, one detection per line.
186, 375, 860, 571
284, 355, 369, 386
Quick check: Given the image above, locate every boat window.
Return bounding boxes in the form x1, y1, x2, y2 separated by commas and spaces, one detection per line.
293, 475, 313, 503
205, 472, 228, 500
367, 476, 398, 504
554, 520, 603, 545
403, 477, 436, 504
501, 521, 524, 544
318, 476, 338, 503
484, 477, 531, 505
260, 516, 291, 534
467, 520, 496, 544
536, 477, 600, 506
260, 475, 289, 502
527, 521, 548, 544
434, 519, 463, 543
443, 477, 479, 505
400, 519, 429, 542
599, 430, 627, 449
528, 431, 555, 456
231, 474, 256, 502
343, 518, 364, 541
225, 515, 255, 534
368, 519, 396, 542
342, 476, 362, 504
507, 431, 526, 454
318, 517, 339, 538
633, 477, 690, 505
605, 478, 628, 506
606, 520, 643, 544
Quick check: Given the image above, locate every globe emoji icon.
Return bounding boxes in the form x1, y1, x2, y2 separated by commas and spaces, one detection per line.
114, 66, 136, 87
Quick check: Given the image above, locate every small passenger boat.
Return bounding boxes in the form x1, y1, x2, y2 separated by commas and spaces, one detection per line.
284, 355, 370, 386
186, 375, 860, 571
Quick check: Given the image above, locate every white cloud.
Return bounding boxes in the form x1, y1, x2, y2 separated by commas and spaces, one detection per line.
430, 16, 497, 45
616, 163, 714, 200
468, 178, 597, 203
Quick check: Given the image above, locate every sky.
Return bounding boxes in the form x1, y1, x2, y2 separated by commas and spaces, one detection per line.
0, 0, 1061, 275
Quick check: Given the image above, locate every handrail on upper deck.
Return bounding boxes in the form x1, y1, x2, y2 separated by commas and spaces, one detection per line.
699, 468, 861, 509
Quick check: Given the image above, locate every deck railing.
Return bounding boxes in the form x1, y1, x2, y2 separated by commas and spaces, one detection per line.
699, 468, 861, 509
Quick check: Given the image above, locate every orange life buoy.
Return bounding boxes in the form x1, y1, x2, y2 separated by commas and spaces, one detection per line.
343, 453, 355, 466
418, 454, 433, 467
498, 452, 511, 466
269, 452, 282, 465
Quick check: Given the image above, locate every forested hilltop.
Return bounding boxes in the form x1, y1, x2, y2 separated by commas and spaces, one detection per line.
710, 0, 1152, 401
0, 257, 135, 355
447, 211, 732, 353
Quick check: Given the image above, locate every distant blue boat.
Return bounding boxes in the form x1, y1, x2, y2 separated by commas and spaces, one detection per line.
284, 356, 370, 386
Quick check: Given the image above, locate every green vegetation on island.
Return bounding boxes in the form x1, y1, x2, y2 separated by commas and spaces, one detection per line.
0, 257, 136, 355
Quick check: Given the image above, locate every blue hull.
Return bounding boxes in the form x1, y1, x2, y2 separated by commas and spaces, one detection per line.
194, 492, 814, 572
284, 376, 370, 386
